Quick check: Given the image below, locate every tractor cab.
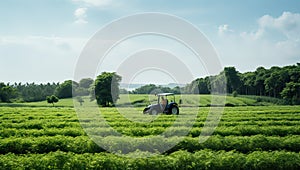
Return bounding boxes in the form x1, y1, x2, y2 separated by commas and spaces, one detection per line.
143, 93, 179, 115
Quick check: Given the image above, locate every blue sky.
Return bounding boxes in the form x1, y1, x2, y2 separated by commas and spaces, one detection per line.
1, 0, 300, 84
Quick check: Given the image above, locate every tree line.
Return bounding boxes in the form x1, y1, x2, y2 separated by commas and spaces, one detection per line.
1, 64, 299, 105
183, 63, 300, 104
131, 63, 300, 104
0, 72, 120, 107
0, 78, 94, 103
128, 84, 181, 95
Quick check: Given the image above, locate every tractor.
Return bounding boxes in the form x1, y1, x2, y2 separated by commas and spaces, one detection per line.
143, 93, 179, 115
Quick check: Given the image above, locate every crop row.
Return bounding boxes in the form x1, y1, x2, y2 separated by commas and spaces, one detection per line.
1, 107, 299, 120
1, 135, 300, 154
1, 150, 300, 170
0, 128, 86, 138
94, 120, 300, 129
80, 115, 300, 126
94, 112, 300, 121
3, 113, 300, 123
85, 118, 300, 127
86, 126, 300, 137
2, 115, 300, 129
0, 121, 80, 129
2, 124, 300, 138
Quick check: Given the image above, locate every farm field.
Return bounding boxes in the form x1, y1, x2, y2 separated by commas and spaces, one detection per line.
0, 95, 300, 169
0, 94, 283, 108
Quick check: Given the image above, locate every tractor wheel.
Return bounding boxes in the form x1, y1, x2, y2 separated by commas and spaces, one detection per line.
170, 106, 179, 115
150, 109, 158, 115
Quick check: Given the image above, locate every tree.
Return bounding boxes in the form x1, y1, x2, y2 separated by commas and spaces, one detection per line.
120, 88, 129, 94
46, 95, 59, 106
265, 72, 281, 97
55, 80, 78, 98
288, 66, 300, 83
94, 72, 122, 107
133, 84, 158, 94
240, 72, 256, 95
15, 82, 58, 102
74, 78, 94, 96
74, 87, 89, 96
254, 67, 268, 96
183, 78, 210, 94
195, 78, 210, 94
210, 73, 227, 94
79, 78, 94, 89
232, 91, 238, 97
281, 82, 300, 105
72, 78, 94, 96
223, 67, 241, 94
0, 83, 17, 102
172, 86, 181, 94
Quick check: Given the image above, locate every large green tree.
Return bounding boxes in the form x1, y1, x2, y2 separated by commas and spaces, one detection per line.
0, 83, 17, 102
184, 78, 210, 94
254, 67, 269, 96
94, 72, 122, 107
79, 78, 94, 89
210, 73, 227, 94
75, 78, 94, 96
240, 72, 256, 95
223, 67, 241, 94
55, 80, 78, 98
281, 82, 300, 105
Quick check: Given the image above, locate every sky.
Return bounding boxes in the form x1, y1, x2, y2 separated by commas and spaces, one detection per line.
1, 0, 300, 84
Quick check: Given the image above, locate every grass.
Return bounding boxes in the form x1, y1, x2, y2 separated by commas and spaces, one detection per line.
117, 94, 278, 107
0, 94, 284, 108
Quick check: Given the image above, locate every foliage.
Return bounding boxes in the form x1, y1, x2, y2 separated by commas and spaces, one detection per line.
132, 84, 181, 94
224, 67, 241, 93
55, 80, 77, 99
46, 95, 59, 106
133, 84, 159, 94
0, 106, 300, 169
14, 82, 59, 102
232, 91, 238, 97
183, 77, 210, 94
281, 82, 300, 105
119, 88, 129, 94
79, 78, 94, 89
93, 72, 122, 107
184, 63, 300, 105
2, 63, 300, 105
9, 78, 92, 102
76, 78, 94, 96
0, 83, 17, 102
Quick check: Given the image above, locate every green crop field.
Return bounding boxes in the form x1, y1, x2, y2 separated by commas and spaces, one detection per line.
1, 94, 282, 108
0, 95, 300, 169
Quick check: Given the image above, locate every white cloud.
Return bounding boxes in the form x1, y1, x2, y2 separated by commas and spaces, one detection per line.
218, 24, 233, 35
74, 7, 87, 17
216, 12, 300, 72
258, 12, 300, 41
71, 0, 124, 24
74, 7, 88, 24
